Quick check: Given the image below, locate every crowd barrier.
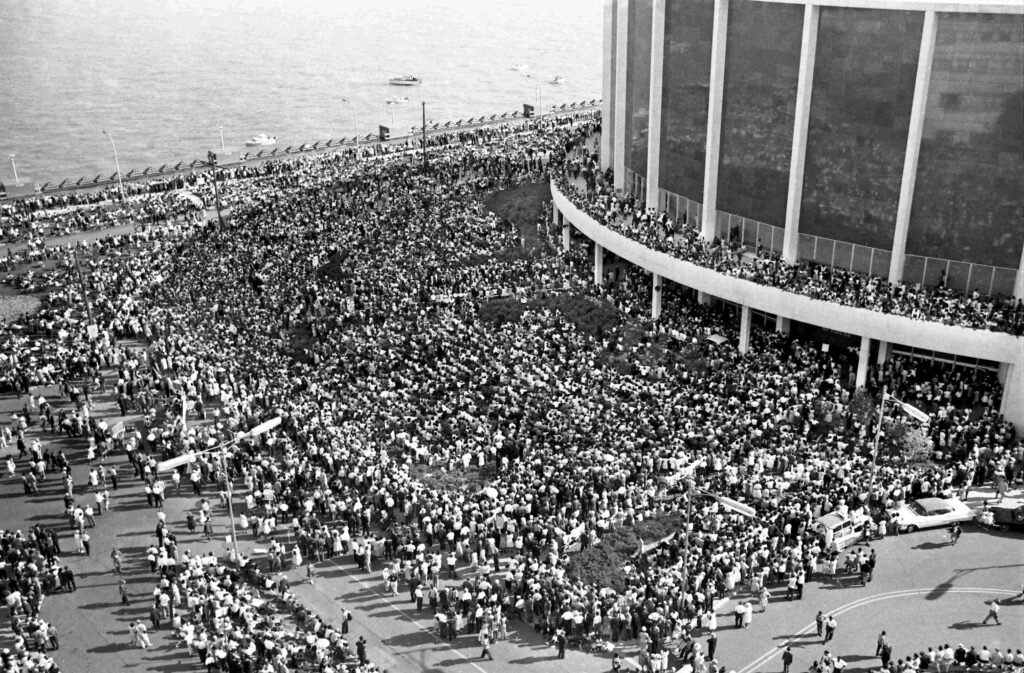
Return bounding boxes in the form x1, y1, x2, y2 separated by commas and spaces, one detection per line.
6, 100, 601, 198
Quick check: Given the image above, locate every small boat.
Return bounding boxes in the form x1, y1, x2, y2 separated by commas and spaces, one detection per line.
389, 75, 420, 86
548, 75, 566, 85
245, 134, 277, 147
386, 96, 410, 105
511, 63, 529, 72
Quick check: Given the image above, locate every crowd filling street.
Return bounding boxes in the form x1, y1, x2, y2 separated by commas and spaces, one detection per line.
0, 112, 1021, 673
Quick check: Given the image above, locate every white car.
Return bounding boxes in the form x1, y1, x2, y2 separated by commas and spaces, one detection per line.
892, 497, 975, 532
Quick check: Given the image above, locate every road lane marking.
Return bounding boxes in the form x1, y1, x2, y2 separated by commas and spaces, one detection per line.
736, 587, 1016, 673
330, 559, 493, 673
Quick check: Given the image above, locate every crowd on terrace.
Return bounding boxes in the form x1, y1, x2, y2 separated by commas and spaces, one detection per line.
552, 171, 1024, 335
0, 112, 1021, 672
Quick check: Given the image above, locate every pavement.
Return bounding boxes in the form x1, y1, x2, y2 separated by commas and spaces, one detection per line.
0, 201, 1021, 673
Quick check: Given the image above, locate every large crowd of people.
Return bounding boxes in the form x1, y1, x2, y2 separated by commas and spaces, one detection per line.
553, 171, 1024, 335
0, 111, 1021, 672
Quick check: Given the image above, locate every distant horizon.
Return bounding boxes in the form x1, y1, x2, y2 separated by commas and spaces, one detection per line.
0, 0, 601, 184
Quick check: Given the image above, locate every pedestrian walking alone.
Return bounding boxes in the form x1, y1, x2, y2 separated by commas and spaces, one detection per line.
119, 578, 130, 604
479, 629, 494, 660
782, 647, 794, 673
823, 615, 837, 643
981, 600, 1001, 625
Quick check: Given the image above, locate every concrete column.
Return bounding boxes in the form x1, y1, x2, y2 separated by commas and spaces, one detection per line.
1015, 241, 1024, 300
775, 315, 791, 335
700, 0, 730, 243
601, 0, 617, 171
738, 305, 752, 354
562, 223, 571, 252
652, 273, 663, 320
613, 0, 630, 191
999, 361, 1024, 432
644, 0, 667, 210
889, 11, 937, 283
876, 340, 892, 366
551, 202, 559, 225
781, 4, 819, 264
594, 243, 605, 286
856, 335, 872, 389
697, 291, 712, 306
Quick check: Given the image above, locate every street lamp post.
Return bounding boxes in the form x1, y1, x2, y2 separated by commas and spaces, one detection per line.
101, 130, 126, 201
9, 154, 19, 185
217, 125, 226, 152
679, 484, 756, 594
72, 249, 96, 330
867, 387, 928, 504
156, 416, 281, 565
201, 151, 225, 230
341, 98, 359, 152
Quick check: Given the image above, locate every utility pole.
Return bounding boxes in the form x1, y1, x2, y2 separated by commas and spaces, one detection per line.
73, 249, 96, 332
204, 151, 225, 230
102, 130, 126, 202
422, 101, 428, 170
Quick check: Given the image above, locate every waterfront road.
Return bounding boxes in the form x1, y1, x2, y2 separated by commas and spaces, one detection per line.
1, 367, 1021, 673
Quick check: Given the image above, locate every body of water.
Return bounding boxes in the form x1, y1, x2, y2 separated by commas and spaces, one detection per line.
0, 0, 601, 185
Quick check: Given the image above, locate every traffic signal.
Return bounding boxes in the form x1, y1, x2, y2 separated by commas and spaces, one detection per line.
207, 151, 217, 165
378, 125, 390, 141
523, 104, 535, 118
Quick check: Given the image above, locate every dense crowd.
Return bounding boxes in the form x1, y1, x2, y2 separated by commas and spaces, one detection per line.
1, 112, 1021, 672
553, 171, 1024, 335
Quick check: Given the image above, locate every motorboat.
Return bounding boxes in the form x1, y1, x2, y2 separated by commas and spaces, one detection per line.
245, 134, 277, 147
511, 63, 529, 72
389, 75, 421, 86
386, 96, 410, 105
548, 75, 566, 85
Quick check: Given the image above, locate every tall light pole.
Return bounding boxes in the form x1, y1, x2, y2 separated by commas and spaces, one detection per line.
385, 98, 407, 130
9, 154, 19, 185
678, 484, 755, 593
72, 249, 96, 330
217, 125, 226, 152
157, 416, 282, 565
101, 130, 125, 201
868, 387, 928, 501
341, 98, 358, 152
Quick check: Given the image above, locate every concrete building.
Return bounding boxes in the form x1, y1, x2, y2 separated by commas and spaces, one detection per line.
559, 0, 1024, 429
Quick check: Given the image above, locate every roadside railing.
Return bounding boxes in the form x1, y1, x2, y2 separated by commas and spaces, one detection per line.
6, 99, 601, 198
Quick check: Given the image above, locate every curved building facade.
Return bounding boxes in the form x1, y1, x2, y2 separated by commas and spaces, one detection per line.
586, 0, 1024, 429
603, 0, 1024, 296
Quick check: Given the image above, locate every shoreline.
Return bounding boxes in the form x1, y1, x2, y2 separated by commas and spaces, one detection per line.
1, 100, 600, 201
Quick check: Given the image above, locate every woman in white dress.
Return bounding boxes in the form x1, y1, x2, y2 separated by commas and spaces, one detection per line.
292, 545, 303, 569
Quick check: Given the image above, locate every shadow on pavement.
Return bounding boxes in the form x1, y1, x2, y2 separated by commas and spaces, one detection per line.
382, 630, 439, 648
925, 582, 954, 600
507, 655, 558, 664
913, 542, 948, 550
949, 620, 986, 630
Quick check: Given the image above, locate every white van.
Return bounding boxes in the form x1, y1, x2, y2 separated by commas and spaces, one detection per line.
815, 511, 869, 551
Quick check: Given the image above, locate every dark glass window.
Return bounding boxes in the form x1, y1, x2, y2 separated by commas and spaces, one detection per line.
799, 7, 923, 249
624, 0, 653, 179
658, 0, 715, 201
716, 0, 803, 227
907, 13, 1024, 269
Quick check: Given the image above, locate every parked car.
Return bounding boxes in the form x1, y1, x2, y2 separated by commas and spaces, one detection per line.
815, 511, 870, 550
976, 499, 1024, 532
891, 497, 975, 532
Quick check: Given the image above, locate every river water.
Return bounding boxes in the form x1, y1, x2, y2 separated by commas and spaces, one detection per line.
0, 0, 601, 185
